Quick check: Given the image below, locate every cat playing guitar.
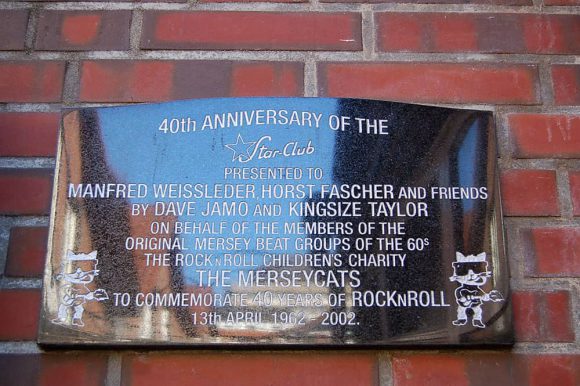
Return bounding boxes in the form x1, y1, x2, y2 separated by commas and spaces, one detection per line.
450, 252, 503, 328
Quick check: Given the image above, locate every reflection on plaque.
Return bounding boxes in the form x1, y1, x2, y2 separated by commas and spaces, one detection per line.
39, 98, 512, 346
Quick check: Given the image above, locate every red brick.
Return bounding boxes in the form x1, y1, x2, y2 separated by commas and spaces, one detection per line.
0, 10, 29, 50
323, 0, 530, 4
122, 353, 376, 386
552, 65, 580, 105
522, 15, 580, 54
392, 354, 468, 386
512, 291, 541, 341
544, 292, 575, 342
523, 227, 580, 276
62, 14, 101, 44
509, 114, 580, 158
19, 0, 182, 1
36, 11, 131, 51
544, 0, 580, 5
80, 60, 303, 102
80, 61, 174, 102
432, 15, 478, 51
528, 355, 578, 386
0, 354, 108, 386
6, 227, 48, 278
202, 0, 305, 2
0, 290, 41, 340
376, 14, 423, 51
500, 170, 559, 216
377, 13, 579, 54
447, 354, 579, 386
512, 290, 574, 342
40, 354, 108, 386
233, 63, 303, 96
465, 354, 524, 386
571, 171, 580, 215
0, 62, 65, 102
141, 11, 361, 51
0, 113, 59, 157
319, 63, 538, 104
0, 355, 40, 385
231, 63, 301, 96
0, 169, 53, 215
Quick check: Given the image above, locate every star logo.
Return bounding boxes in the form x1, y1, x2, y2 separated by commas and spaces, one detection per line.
225, 134, 256, 162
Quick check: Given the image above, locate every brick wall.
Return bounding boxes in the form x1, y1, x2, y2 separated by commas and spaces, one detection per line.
0, 0, 578, 385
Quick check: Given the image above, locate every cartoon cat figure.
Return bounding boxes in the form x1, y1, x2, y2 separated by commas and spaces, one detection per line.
449, 252, 503, 328
52, 251, 108, 327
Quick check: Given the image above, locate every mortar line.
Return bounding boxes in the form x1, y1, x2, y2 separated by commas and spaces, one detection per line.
361, 5, 375, 61
556, 167, 574, 219
105, 353, 123, 386
23, 4, 39, 52
1, 50, 579, 64
377, 352, 393, 386
538, 59, 556, 108
304, 57, 318, 97
129, 7, 144, 53
62, 61, 80, 105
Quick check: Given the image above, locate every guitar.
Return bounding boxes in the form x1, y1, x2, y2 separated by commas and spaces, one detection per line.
456, 288, 503, 307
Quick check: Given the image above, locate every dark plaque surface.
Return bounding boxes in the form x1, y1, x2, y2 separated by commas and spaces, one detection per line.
39, 98, 512, 346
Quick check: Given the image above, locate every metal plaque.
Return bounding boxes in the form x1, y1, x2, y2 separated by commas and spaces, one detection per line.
39, 98, 512, 346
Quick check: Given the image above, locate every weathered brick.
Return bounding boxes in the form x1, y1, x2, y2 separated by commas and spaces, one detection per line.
122, 353, 376, 386
0, 113, 59, 157
36, 10, 131, 51
0, 355, 40, 385
27, 0, 186, 2
376, 14, 424, 51
552, 65, 580, 105
466, 353, 523, 386
451, 353, 580, 386
570, 171, 580, 216
522, 227, 579, 276
6, 227, 48, 278
512, 291, 540, 342
80, 61, 173, 102
544, 292, 575, 342
202, 0, 305, 2
522, 15, 580, 54
392, 354, 468, 386
141, 11, 361, 51
0, 61, 65, 102
231, 63, 302, 96
40, 354, 109, 386
323, 0, 530, 4
0, 354, 108, 386
508, 114, 580, 158
318, 63, 538, 104
512, 290, 574, 342
0, 10, 29, 50
544, 0, 580, 4
0, 290, 41, 340
528, 355, 579, 386
0, 169, 54, 216
80, 60, 303, 102
500, 170, 559, 216
377, 13, 580, 54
